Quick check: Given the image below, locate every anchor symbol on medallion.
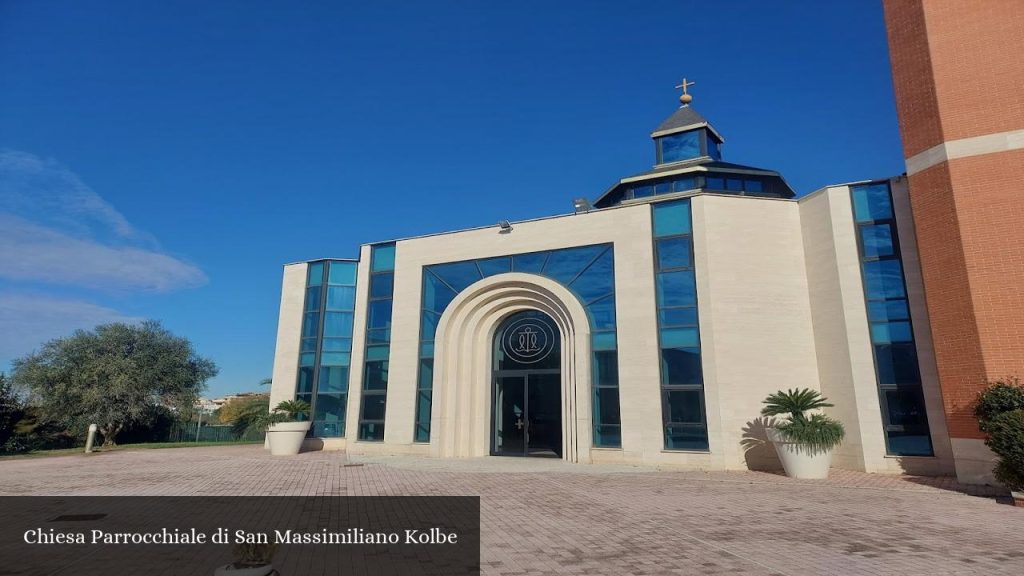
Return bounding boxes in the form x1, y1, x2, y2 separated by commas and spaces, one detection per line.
514, 327, 540, 354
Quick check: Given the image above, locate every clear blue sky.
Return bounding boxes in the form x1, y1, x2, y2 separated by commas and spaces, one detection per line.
0, 1, 903, 397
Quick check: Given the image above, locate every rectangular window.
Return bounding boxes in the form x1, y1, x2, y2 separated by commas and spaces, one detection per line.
851, 182, 932, 456
657, 130, 701, 164
651, 200, 708, 451
296, 259, 358, 438
359, 244, 396, 441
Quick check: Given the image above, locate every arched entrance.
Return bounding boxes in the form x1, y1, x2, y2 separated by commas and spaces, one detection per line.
429, 273, 594, 463
491, 310, 562, 457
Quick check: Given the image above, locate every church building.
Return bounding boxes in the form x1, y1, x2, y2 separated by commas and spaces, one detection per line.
269, 84, 955, 477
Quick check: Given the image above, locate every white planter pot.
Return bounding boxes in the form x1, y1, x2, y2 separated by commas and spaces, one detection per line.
266, 421, 312, 456
766, 428, 834, 479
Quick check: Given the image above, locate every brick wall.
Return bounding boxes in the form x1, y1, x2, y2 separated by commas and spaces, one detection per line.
884, 0, 1024, 439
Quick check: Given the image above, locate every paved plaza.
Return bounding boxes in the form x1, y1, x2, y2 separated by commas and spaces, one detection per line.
0, 445, 1021, 575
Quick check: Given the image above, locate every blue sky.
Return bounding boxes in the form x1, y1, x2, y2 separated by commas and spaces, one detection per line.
0, 1, 903, 397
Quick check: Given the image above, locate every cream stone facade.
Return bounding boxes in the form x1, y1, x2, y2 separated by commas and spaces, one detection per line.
270, 104, 958, 477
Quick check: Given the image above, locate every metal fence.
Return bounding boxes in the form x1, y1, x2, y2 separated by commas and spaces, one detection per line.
166, 422, 265, 443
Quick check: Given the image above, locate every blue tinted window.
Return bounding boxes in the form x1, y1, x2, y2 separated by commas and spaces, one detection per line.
672, 177, 696, 192
664, 425, 708, 450
652, 201, 692, 237
367, 301, 392, 330
418, 359, 433, 389
321, 337, 352, 352
370, 272, 394, 300
318, 367, 349, 394
300, 352, 316, 367
586, 296, 617, 331
423, 270, 457, 313
477, 256, 511, 277
420, 310, 442, 340
365, 345, 390, 362
366, 328, 390, 344
706, 177, 725, 190
302, 312, 320, 338
593, 350, 618, 387
512, 252, 548, 273
594, 387, 621, 424
328, 261, 357, 285
420, 342, 434, 358
664, 390, 703, 424
656, 237, 692, 270
307, 261, 325, 286
320, 352, 351, 366
592, 332, 617, 351
868, 300, 909, 322
860, 224, 895, 258
659, 130, 700, 163
726, 178, 744, 191
297, 367, 315, 394
863, 260, 906, 299
660, 327, 699, 348
543, 245, 606, 284
430, 261, 482, 293
371, 244, 396, 272
746, 180, 763, 193
706, 138, 721, 160
326, 286, 355, 310
657, 270, 697, 307
323, 311, 354, 337
661, 348, 702, 385
654, 182, 671, 195
633, 185, 654, 198
660, 307, 698, 327
852, 183, 893, 222
305, 286, 322, 311
568, 248, 614, 303
875, 343, 921, 384
871, 321, 913, 344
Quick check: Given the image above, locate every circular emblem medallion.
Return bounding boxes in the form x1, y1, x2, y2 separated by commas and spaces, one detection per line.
501, 316, 555, 364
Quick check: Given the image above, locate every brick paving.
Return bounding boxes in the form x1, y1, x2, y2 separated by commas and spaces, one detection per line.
0, 445, 1021, 575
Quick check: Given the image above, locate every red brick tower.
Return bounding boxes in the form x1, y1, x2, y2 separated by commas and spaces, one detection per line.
883, 0, 1024, 482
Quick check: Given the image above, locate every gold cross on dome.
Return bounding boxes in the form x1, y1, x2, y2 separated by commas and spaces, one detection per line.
675, 77, 695, 95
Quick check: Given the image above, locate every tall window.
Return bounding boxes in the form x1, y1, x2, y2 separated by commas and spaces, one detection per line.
851, 182, 933, 456
651, 200, 708, 451
358, 243, 395, 441
417, 244, 621, 447
296, 259, 358, 437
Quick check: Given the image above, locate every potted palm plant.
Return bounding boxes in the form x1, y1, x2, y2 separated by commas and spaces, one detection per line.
257, 399, 311, 456
761, 388, 845, 479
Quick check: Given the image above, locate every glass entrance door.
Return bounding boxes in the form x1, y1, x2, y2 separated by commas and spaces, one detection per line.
492, 372, 562, 457
492, 310, 562, 458
493, 375, 526, 456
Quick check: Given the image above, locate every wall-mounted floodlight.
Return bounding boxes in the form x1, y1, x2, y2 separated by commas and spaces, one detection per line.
573, 197, 593, 213
498, 220, 513, 234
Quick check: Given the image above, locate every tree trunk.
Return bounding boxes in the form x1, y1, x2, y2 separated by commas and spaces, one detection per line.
100, 424, 121, 447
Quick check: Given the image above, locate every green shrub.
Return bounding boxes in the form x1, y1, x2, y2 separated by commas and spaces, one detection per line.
761, 388, 845, 452
974, 377, 1024, 432
985, 409, 1024, 491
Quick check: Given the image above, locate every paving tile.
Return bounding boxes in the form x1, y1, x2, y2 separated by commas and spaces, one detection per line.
0, 446, 1020, 575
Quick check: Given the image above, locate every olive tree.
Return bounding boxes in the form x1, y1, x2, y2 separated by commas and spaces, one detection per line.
11, 321, 217, 446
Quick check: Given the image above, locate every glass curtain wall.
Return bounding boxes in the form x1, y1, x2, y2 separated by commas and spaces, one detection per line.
850, 182, 933, 456
295, 260, 358, 437
416, 244, 622, 447
651, 200, 709, 450
358, 243, 396, 441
